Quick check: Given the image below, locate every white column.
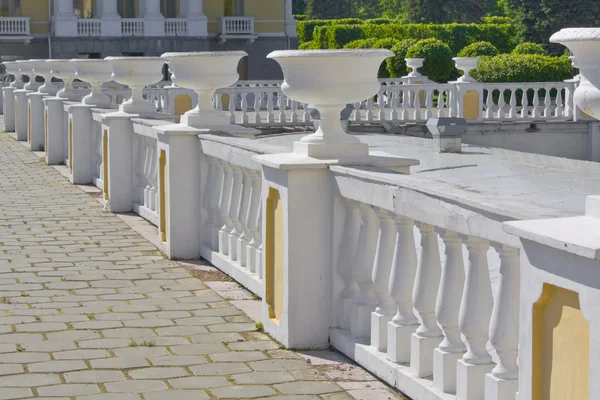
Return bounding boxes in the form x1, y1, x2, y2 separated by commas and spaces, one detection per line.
54, 0, 75, 16
143, 0, 162, 17
350, 204, 379, 339
457, 236, 495, 400
410, 223, 443, 378
54, 0, 78, 37
178, 0, 189, 17
143, 0, 165, 36
284, 0, 297, 38
187, 0, 207, 36
370, 209, 398, 352
100, 0, 121, 37
433, 229, 467, 394
485, 244, 520, 400
387, 216, 419, 363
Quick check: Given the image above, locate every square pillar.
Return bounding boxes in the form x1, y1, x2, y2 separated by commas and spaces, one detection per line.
14, 89, 32, 141
453, 82, 484, 122
54, 0, 78, 36
154, 124, 203, 259
99, 0, 122, 37
3, 87, 15, 132
43, 98, 69, 165
253, 154, 334, 349
186, 0, 207, 36
68, 104, 95, 184
27, 93, 49, 152
143, 0, 165, 36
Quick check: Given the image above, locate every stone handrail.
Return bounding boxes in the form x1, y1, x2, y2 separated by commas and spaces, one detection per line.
121, 18, 144, 36
77, 18, 101, 36
0, 17, 30, 35
165, 18, 187, 36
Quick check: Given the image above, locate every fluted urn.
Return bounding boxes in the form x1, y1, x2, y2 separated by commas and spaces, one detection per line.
160, 51, 257, 134
70, 59, 113, 107
551, 28, 600, 119
267, 49, 393, 158
16, 60, 39, 91
47, 60, 79, 100
105, 57, 165, 114
453, 57, 479, 83
4, 62, 24, 89
30, 60, 59, 95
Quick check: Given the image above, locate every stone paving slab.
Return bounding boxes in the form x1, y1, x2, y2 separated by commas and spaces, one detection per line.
0, 131, 406, 399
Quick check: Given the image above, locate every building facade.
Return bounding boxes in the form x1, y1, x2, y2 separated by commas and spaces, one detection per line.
0, 0, 297, 79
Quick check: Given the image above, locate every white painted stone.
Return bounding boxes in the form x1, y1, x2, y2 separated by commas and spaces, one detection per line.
453, 58, 479, 83
335, 199, 360, 330
267, 49, 392, 158
105, 57, 165, 114
405, 58, 424, 78
43, 97, 68, 164
31, 60, 59, 95
13, 89, 31, 141
27, 92, 48, 151
71, 59, 113, 107
68, 104, 96, 184
47, 60, 80, 100
3, 87, 15, 132
4, 61, 25, 90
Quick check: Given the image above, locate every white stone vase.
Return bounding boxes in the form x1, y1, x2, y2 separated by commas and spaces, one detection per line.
105, 57, 165, 114
70, 59, 113, 107
453, 57, 479, 83
160, 51, 255, 133
47, 60, 79, 100
551, 28, 600, 119
267, 49, 393, 158
31, 60, 59, 95
16, 60, 39, 91
3, 62, 24, 89
405, 58, 425, 78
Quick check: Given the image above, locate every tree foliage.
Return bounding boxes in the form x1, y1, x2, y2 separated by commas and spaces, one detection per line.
403, 0, 484, 23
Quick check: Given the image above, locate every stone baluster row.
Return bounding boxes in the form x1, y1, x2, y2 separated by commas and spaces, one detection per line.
337, 199, 520, 400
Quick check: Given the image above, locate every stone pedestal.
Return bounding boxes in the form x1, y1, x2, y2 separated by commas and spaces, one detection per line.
387, 321, 417, 363
43, 98, 70, 165
68, 104, 95, 185
14, 90, 31, 141
3, 87, 15, 132
484, 374, 518, 400
154, 123, 204, 259
433, 348, 464, 394
27, 93, 49, 151
410, 333, 443, 378
456, 359, 494, 400
371, 312, 393, 352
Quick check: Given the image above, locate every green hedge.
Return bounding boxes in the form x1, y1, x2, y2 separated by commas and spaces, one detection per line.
511, 42, 549, 56
406, 38, 455, 82
311, 23, 517, 53
344, 38, 378, 49
457, 41, 499, 57
471, 54, 572, 82
294, 14, 309, 21
297, 18, 364, 43
386, 39, 417, 78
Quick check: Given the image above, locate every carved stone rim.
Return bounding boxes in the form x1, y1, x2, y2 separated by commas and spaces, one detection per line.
550, 28, 600, 43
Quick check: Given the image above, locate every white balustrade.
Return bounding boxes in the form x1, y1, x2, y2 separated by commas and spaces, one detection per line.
121, 19, 144, 36
78, 19, 101, 36
132, 130, 159, 225
165, 19, 187, 36
91, 118, 104, 190
220, 16, 255, 35
0, 17, 30, 35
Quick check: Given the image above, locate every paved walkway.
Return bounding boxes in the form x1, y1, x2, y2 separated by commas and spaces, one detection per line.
0, 132, 404, 400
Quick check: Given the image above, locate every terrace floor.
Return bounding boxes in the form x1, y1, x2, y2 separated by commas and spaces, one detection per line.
0, 128, 406, 400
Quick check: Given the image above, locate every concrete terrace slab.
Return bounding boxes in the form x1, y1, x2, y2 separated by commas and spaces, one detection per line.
0, 131, 407, 399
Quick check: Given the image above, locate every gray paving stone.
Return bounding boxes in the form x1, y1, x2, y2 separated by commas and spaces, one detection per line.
16, 322, 68, 332
128, 367, 189, 379
189, 363, 251, 376
231, 371, 296, 385
210, 351, 268, 362
76, 394, 140, 400
274, 381, 343, 395
0, 387, 32, 399
112, 347, 169, 359
38, 384, 101, 397
65, 370, 126, 383
207, 323, 256, 332
229, 340, 280, 351
0, 365, 23, 376
0, 373, 61, 387
0, 352, 50, 363
28, 360, 88, 373
209, 385, 276, 399
250, 359, 312, 372
105, 380, 168, 393
78, 339, 132, 349
53, 349, 111, 360
144, 390, 210, 400
190, 333, 244, 343
155, 326, 208, 336
169, 376, 231, 389
148, 355, 208, 366
90, 358, 149, 369
170, 343, 228, 355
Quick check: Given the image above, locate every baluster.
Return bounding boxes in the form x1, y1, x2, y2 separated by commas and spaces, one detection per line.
352, 102, 362, 122
149, 143, 158, 212
497, 89, 506, 120
414, 89, 422, 121
134, 136, 146, 204
215, 92, 223, 111
486, 244, 520, 399
236, 169, 252, 267
532, 88, 540, 119
564, 85, 573, 119
227, 166, 244, 262
555, 87, 564, 118
437, 89, 444, 118
378, 88, 386, 121
390, 89, 399, 122
424, 89, 433, 119
433, 229, 466, 394
143, 139, 153, 210
370, 208, 397, 352
218, 162, 233, 256
544, 85, 552, 118
399, 89, 407, 121
240, 92, 249, 124
351, 204, 379, 339
202, 157, 216, 247
520, 89, 528, 119
290, 99, 298, 123
508, 89, 517, 119
485, 89, 493, 119
246, 171, 262, 275
228, 92, 236, 124
457, 236, 494, 400
266, 91, 274, 123
255, 206, 263, 279
253, 93, 262, 124
210, 161, 224, 251
366, 97, 374, 122
302, 102, 310, 123
387, 216, 418, 363
410, 223, 443, 378
278, 93, 286, 123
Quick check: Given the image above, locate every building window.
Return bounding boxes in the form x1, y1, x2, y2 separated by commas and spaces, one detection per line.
0, 0, 22, 17
74, 0, 95, 19
161, 0, 176, 18
118, 0, 136, 18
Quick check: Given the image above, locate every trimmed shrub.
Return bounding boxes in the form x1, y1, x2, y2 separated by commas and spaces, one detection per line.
406, 38, 455, 82
481, 16, 512, 25
365, 18, 393, 25
471, 54, 572, 82
298, 41, 321, 50
314, 24, 365, 49
372, 38, 400, 78
386, 39, 417, 78
297, 18, 364, 43
457, 41, 499, 57
294, 14, 309, 21
511, 42, 549, 56
344, 38, 378, 49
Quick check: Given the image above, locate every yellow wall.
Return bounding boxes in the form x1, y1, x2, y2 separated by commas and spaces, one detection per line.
244, 0, 284, 20
266, 187, 284, 323
22, 0, 50, 33
532, 284, 590, 400
464, 90, 480, 121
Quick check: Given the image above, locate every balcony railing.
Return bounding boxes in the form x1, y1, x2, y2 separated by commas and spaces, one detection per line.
220, 16, 256, 41
77, 19, 101, 36
165, 18, 187, 36
121, 19, 144, 36
0, 17, 30, 36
